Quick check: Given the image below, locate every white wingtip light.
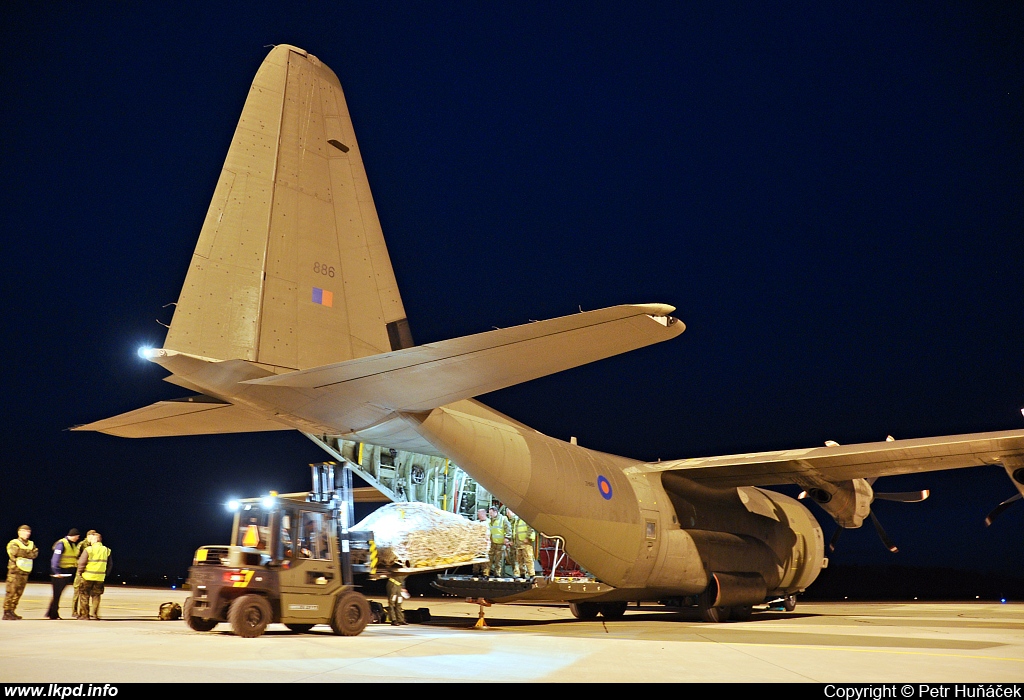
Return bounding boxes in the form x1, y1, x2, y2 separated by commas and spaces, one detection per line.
137, 346, 162, 360
824, 440, 840, 447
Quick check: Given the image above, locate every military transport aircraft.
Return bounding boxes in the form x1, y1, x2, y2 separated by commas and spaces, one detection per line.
75, 45, 1024, 622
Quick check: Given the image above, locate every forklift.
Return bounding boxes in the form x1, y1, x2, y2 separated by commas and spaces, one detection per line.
182, 462, 379, 637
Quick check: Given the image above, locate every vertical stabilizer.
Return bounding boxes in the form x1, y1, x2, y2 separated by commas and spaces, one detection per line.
164, 45, 411, 369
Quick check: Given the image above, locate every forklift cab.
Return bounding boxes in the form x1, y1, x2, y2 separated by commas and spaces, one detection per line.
230, 496, 334, 568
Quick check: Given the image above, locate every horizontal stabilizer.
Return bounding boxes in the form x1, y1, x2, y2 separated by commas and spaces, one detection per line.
243, 303, 683, 416
72, 395, 293, 438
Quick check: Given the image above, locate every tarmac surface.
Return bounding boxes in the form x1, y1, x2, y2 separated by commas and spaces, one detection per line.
2, 583, 1023, 683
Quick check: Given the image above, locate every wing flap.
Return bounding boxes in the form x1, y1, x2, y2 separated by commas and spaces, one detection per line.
654, 430, 1024, 487
72, 396, 293, 438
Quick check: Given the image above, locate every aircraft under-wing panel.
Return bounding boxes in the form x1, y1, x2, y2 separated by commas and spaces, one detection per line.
654, 431, 1024, 488
76, 45, 1024, 622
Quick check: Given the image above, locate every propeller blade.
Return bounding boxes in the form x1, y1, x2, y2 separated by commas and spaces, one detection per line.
874, 489, 930, 503
984, 493, 1022, 527
828, 526, 843, 552
869, 511, 898, 553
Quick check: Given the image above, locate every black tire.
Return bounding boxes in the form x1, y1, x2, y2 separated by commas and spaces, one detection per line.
284, 623, 314, 633
783, 594, 797, 612
599, 602, 628, 620
183, 596, 218, 632
697, 586, 729, 623
569, 602, 600, 620
330, 591, 370, 636
730, 604, 753, 621
228, 595, 273, 638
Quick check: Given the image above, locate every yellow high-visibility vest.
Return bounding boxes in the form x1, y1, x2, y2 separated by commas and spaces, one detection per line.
489, 517, 508, 543
83, 544, 111, 582
57, 538, 81, 570
514, 519, 534, 544
9, 539, 34, 573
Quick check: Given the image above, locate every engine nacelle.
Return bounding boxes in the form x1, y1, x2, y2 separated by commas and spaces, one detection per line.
804, 478, 873, 528
657, 474, 827, 600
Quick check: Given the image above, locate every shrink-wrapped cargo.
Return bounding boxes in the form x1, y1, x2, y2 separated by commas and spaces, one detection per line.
353, 502, 488, 569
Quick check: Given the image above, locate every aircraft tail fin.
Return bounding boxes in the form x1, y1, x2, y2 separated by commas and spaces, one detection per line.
164, 45, 410, 370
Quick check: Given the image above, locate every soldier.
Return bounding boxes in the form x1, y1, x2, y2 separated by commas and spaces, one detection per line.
76, 531, 113, 620
4, 525, 38, 620
482, 506, 510, 577
71, 529, 97, 619
386, 573, 409, 626
506, 509, 536, 579
46, 528, 82, 619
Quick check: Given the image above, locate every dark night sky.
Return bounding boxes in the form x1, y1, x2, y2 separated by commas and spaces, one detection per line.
1, 3, 1022, 587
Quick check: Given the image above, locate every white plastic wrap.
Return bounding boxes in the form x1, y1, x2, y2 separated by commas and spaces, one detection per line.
353, 502, 488, 569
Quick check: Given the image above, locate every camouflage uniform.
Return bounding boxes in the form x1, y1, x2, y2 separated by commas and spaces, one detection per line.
509, 516, 536, 578
71, 572, 85, 618
71, 530, 97, 618
77, 535, 112, 620
483, 512, 510, 577
5, 529, 38, 619
386, 575, 408, 625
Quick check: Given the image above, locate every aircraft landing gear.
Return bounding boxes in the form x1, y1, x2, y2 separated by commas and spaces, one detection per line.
783, 594, 797, 612
697, 586, 729, 623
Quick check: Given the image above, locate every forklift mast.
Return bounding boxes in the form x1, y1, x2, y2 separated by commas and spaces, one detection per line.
310, 461, 377, 583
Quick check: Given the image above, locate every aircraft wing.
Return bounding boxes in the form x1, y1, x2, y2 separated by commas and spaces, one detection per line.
650, 429, 1024, 487
71, 395, 293, 438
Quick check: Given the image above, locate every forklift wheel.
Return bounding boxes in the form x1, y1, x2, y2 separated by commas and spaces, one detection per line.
284, 623, 314, 633
330, 591, 370, 636
183, 596, 218, 632
228, 595, 273, 638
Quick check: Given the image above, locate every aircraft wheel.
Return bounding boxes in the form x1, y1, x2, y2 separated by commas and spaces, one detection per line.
285, 623, 314, 633
183, 596, 218, 632
599, 602, 628, 620
697, 587, 729, 623
783, 594, 797, 612
228, 595, 273, 638
331, 591, 370, 636
569, 602, 600, 620
730, 605, 753, 622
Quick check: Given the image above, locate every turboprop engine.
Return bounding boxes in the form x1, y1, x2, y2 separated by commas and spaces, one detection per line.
659, 472, 826, 615
801, 478, 873, 528
799, 477, 930, 553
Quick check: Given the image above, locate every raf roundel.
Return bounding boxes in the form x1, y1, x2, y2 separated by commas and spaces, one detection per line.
597, 475, 613, 500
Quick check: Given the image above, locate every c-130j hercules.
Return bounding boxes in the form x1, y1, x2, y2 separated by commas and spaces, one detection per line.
76, 45, 1024, 622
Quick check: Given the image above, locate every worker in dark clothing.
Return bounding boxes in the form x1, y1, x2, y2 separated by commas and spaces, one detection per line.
386, 573, 409, 626
46, 528, 82, 619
